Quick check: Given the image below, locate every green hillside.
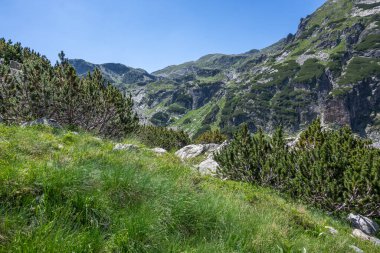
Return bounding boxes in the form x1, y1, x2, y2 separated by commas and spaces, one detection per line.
0, 124, 379, 252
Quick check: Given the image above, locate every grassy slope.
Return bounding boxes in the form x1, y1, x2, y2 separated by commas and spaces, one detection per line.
0, 125, 379, 252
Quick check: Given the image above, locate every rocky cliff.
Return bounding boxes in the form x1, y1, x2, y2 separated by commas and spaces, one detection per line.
71, 0, 380, 140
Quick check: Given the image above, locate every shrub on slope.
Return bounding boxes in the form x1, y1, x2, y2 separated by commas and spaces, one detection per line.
215, 119, 380, 218
0, 39, 138, 138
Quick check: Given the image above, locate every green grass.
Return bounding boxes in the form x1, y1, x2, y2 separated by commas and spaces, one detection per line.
1, 125, 380, 252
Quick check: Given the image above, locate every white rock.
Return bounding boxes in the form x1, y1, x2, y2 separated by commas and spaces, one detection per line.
348, 213, 379, 236
324, 226, 338, 235
198, 158, 219, 175
175, 143, 220, 160
113, 143, 138, 151
349, 245, 364, 253
352, 229, 380, 246
151, 147, 167, 154
353, 228, 372, 240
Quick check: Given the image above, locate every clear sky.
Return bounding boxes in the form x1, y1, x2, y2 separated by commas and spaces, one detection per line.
0, 0, 326, 72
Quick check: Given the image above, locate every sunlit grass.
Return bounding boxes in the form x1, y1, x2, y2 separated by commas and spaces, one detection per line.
0, 124, 379, 252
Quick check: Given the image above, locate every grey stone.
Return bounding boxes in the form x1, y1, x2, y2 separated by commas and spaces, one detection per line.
113, 143, 139, 151
348, 213, 379, 236
198, 158, 219, 175
151, 147, 167, 154
21, 118, 62, 129
324, 226, 338, 235
352, 229, 380, 246
349, 245, 364, 253
175, 143, 220, 160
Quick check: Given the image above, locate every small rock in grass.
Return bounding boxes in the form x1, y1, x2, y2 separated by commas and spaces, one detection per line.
198, 158, 219, 175
151, 147, 167, 154
324, 226, 338, 235
349, 245, 364, 253
113, 143, 139, 151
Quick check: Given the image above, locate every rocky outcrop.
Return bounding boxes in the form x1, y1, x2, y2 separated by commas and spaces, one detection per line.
175, 143, 220, 160
175, 142, 227, 175
348, 213, 379, 236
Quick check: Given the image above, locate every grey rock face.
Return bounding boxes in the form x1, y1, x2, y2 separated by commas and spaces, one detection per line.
21, 118, 62, 129
113, 143, 139, 151
348, 213, 379, 236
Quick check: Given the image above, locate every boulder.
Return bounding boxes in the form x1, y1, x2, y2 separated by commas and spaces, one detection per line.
151, 147, 167, 155
348, 213, 379, 236
113, 143, 139, 151
175, 143, 220, 160
198, 158, 219, 175
21, 118, 62, 129
352, 229, 380, 246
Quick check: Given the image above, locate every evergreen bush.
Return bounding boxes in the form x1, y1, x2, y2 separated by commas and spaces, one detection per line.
194, 129, 227, 144
136, 125, 190, 150
215, 120, 380, 217
0, 39, 138, 138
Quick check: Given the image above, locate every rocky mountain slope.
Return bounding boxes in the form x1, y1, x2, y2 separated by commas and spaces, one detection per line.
69, 59, 157, 87
71, 0, 380, 140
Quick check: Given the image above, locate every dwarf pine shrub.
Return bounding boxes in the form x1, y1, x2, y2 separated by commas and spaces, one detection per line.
136, 125, 190, 150
215, 119, 380, 217
194, 129, 227, 144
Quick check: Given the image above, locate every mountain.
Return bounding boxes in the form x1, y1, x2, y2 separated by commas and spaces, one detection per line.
69, 59, 157, 87
71, 0, 380, 140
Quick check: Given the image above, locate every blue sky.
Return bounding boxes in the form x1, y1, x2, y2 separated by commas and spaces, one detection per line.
1, 0, 325, 72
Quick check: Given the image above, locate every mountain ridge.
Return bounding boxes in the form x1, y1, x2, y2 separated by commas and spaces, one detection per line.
70, 0, 380, 140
